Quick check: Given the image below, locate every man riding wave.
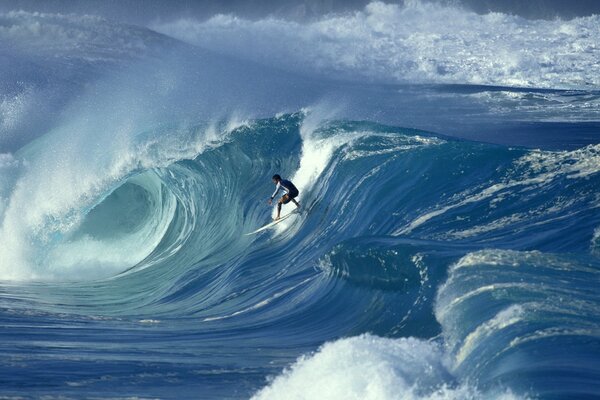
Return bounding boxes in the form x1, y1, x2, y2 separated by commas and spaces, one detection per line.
268, 174, 300, 220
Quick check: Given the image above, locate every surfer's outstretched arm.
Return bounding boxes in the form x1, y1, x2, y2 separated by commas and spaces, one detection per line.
268, 182, 281, 206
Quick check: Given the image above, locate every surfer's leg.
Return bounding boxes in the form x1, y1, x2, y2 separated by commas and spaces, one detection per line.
288, 191, 300, 208
276, 197, 285, 220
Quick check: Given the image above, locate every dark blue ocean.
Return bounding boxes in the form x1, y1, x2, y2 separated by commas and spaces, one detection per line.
1, 2, 599, 399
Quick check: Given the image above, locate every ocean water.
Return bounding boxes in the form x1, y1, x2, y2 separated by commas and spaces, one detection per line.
1, 2, 599, 399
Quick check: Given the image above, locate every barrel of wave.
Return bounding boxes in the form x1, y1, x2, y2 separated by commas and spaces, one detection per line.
0, 171, 178, 281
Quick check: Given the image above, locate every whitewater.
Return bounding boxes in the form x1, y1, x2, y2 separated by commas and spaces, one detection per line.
0, 2, 599, 399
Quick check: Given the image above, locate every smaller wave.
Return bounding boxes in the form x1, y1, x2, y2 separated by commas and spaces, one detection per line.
251, 334, 522, 400
463, 89, 600, 123
435, 249, 600, 398
319, 238, 432, 294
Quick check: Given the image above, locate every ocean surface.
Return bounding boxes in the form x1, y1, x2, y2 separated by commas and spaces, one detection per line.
1, 2, 599, 399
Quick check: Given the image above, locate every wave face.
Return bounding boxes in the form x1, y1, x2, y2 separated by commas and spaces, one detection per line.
2, 114, 599, 398
1, 3, 599, 400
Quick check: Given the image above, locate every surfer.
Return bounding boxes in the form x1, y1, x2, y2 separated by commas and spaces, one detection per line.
268, 174, 300, 220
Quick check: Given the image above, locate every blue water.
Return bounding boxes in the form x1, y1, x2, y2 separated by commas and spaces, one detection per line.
1, 3, 600, 399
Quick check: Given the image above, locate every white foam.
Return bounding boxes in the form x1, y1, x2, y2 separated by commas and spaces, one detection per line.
0, 88, 34, 135
153, 1, 600, 89
514, 144, 600, 180
0, 153, 19, 221
446, 249, 583, 274
251, 334, 522, 400
592, 227, 600, 254
292, 109, 346, 194
139, 319, 160, 324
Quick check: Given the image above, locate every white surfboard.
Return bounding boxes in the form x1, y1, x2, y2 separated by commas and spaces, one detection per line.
244, 211, 297, 235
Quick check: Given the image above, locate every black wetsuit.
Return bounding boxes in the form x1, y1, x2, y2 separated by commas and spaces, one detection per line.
271, 179, 299, 203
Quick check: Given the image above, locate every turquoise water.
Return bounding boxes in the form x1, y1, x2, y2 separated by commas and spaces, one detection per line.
1, 4, 600, 399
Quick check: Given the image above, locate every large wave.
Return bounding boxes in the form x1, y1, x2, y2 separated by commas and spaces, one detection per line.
1, 108, 599, 397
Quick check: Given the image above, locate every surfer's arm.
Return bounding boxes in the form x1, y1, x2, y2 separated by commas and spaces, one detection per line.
270, 182, 281, 200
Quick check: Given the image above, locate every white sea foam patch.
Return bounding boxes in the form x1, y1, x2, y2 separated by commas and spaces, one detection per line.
0, 88, 35, 135
292, 107, 346, 194
251, 334, 522, 400
513, 143, 600, 180
0, 153, 20, 219
593, 227, 600, 255
153, 1, 600, 89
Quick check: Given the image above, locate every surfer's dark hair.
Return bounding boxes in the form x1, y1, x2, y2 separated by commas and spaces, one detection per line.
272, 174, 281, 181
